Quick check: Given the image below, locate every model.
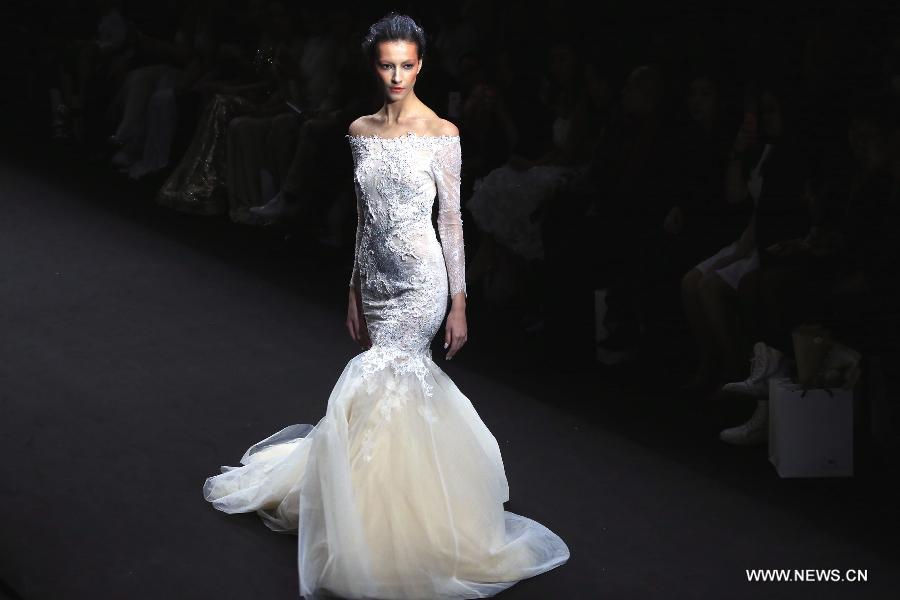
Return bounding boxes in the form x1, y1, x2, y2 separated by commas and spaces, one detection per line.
203, 13, 570, 599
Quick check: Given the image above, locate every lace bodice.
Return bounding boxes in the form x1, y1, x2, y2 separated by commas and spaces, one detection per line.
347, 132, 467, 300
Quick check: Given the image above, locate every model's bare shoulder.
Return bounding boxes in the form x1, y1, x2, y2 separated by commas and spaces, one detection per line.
411, 104, 457, 137
348, 115, 379, 136
422, 117, 458, 137
437, 119, 459, 137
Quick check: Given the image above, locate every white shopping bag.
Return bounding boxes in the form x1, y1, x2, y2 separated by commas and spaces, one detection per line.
768, 377, 854, 478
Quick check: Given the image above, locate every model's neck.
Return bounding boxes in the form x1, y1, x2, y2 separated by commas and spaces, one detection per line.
381, 92, 421, 124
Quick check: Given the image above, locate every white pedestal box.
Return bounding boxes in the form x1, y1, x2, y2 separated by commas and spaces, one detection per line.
768, 377, 854, 478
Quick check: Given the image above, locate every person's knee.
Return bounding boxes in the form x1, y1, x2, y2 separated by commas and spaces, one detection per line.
681, 268, 701, 296
735, 269, 760, 299
228, 116, 251, 134
148, 88, 174, 107
698, 273, 728, 305
273, 112, 299, 132
122, 68, 140, 86
297, 118, 315, 136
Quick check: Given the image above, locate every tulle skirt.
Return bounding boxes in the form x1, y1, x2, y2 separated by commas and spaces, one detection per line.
203, 347, 570, 599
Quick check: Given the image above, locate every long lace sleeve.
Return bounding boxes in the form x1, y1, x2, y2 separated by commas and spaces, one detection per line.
432, 137, 467, 299
349, 183, 362, 288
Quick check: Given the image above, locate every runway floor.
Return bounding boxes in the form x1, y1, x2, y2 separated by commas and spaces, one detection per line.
1, 142, 899, 600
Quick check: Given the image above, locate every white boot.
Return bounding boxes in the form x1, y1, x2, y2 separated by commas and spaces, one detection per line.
722, 342, 786, 397
719, 399, 768, 445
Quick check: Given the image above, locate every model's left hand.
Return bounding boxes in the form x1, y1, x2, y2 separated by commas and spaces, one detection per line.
444, 305, 468, 360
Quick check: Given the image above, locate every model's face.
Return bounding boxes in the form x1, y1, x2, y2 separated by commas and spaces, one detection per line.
374, 40, 421, 100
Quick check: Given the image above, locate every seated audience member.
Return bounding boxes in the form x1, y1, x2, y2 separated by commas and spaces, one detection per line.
466, 40, 603, 307
680, 79, 809, 389
541, 64, 675, 366
718, 100, 898, 444
155, 1, 292, 216
246, 9, 359, 225
667, 71, 743, 269
49, 0, 139, 144
108, 1, 220, 179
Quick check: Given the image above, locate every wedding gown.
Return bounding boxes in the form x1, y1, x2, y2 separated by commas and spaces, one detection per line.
203, 131, 570, 599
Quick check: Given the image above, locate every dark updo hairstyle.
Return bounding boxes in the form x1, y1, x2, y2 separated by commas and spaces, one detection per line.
361, 12, 427, 64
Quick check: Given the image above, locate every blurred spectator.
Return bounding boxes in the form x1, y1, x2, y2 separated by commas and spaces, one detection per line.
681, 78, 810, 388
541, 64, 676, 365
465, 41, 603, 307
831, 96, 900, 302
245, 8, 358, 225
667, 71, 742, 266
459, 81, 517, 184
226, 28, 306, 225
49, 0, 138, 143
108, 1, 219, 178
26, 2, 900, 439
155, 1, 293, 216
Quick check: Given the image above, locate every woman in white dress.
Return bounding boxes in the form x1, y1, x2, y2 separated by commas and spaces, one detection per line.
202, 13, 570, 599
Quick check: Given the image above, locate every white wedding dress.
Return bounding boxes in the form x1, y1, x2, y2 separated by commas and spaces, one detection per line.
203, 131, 570, 599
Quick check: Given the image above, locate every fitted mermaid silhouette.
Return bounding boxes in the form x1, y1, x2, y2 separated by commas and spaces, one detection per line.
203, 131, 570, 599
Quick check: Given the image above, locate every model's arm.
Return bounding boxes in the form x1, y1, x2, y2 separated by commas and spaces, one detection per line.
345, 128, 370, 348
432, 132, 467, 306
348, 124, 363, 290
349, 184, 362, 289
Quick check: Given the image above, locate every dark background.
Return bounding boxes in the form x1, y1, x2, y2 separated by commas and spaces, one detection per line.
1, 1, 899, 599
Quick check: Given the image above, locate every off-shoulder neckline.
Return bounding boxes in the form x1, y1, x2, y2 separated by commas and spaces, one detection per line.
346, 131, 460, 142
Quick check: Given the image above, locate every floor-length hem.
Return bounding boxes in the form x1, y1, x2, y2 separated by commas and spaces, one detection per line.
204, 346, 570, 599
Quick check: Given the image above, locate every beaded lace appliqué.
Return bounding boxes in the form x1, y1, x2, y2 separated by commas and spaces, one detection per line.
347, 132, 467, 300
356, 345, 438, 463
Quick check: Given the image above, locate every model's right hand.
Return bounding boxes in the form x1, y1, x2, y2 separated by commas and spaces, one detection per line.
346, 287, 371, 349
